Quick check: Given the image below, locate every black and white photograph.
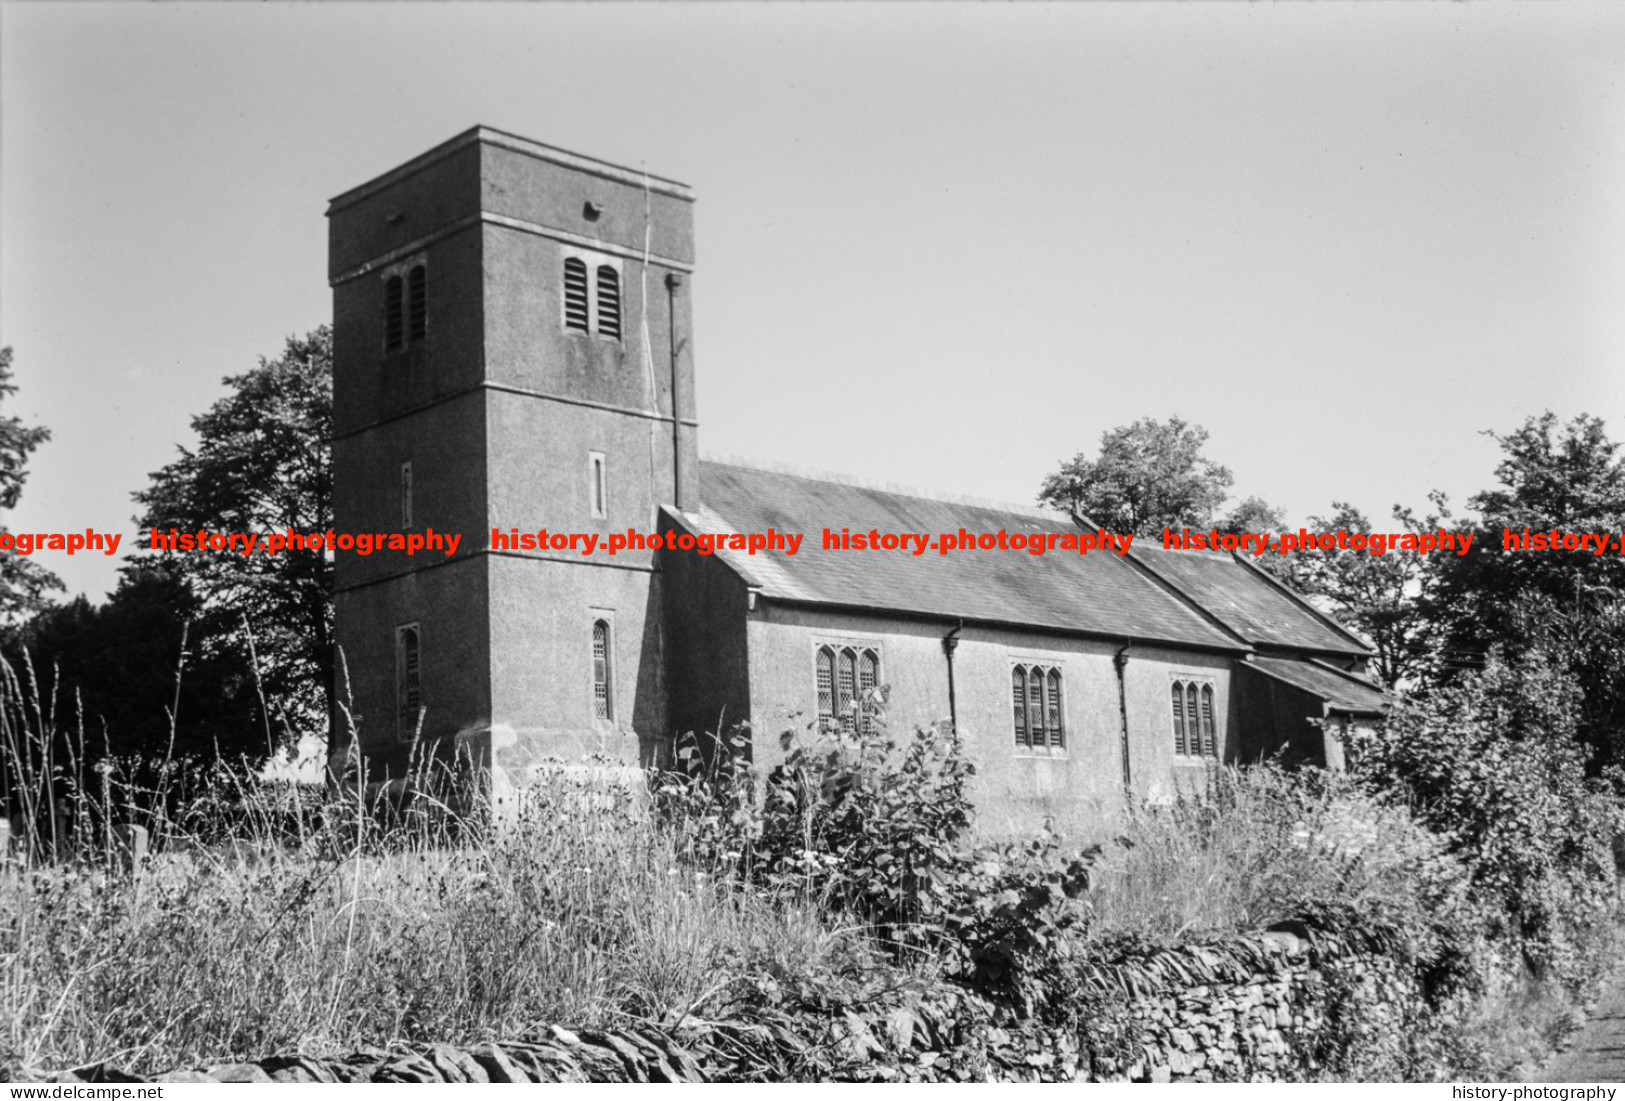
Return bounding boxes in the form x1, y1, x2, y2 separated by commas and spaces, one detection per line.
3, 1, 1625, 1088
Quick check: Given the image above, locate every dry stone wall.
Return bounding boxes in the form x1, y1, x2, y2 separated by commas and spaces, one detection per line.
1076, 924, 1441, 1082
21, 921, 1458, 1083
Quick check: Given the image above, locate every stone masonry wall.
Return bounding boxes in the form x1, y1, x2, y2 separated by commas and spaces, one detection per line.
21, 920, 1457, 1084
1077, 924, 1437, 1082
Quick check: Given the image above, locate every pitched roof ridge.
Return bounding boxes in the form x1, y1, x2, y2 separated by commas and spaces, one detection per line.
699, 451, 1069, 523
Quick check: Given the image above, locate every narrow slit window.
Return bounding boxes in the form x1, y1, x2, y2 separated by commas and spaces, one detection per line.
400, 461, 413, 529
563, 257, 590, 332
1047, 669, 1064, 749
592, 620, 612, 721
1028, 668, 1045, 747
1012, 666, 1028, 747
398, 624, 421, 734
857, 649, 879, 735
596, 265, 622, 340
1171, 682, 1187, 756
384, 275, 404, 350
1185, 684, 1201, 758
407, 265, 427, 341
1200, 684, 1216, 758
836, 648, 857, 734
589, 452, 607, 519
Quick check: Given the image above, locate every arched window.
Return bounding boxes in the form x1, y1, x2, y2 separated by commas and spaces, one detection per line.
384, 275, 404, 350
1014, 663, 1065, 751
407, 264, 428, 341
596, 265, 622, 340
397, 624, 421, 734
563, 257, 590, 332
592, 619, 612, 721
816, 644, 881, 734
1171, 679, 1219, 759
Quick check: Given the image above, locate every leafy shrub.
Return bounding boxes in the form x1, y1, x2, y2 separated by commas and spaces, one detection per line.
655, 706, 1097, 1009
1350, 648, 1622, 983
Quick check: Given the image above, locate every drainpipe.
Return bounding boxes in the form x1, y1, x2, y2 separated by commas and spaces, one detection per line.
664, 272, 685, 509
942, 621, 964, 733
1114, 641, 1134, 788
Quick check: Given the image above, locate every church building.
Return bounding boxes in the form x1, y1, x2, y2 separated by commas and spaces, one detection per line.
327, 126, 1384, 822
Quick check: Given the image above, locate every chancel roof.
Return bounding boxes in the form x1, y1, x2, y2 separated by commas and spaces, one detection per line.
1126, 546, 1370, 657
685, 460, 1246, 652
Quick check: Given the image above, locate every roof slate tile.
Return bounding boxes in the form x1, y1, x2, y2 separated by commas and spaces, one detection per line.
690, 461, 1245, 651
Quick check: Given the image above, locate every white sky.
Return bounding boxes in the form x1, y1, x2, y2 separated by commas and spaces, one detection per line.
3, 2, 1624, 602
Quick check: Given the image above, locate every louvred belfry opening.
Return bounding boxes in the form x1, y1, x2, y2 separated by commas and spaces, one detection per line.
384, 275, 404, 349
564, 257, 590, 332
407, 265, 427, 340
596, 265, 621, 339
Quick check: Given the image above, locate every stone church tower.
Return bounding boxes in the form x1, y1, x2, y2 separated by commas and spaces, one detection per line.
326, 127, 697, 777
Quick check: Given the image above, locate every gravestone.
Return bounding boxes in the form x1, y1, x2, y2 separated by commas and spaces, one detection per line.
114, 823, 150, 871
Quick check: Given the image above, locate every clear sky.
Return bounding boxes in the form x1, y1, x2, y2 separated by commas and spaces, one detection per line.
3, 2, 1623, 603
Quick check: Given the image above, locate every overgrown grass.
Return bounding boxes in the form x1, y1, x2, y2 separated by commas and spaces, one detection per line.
1087, 764, 1472, 943
1, 761, 870, 1076
4, 647, 1621, 1080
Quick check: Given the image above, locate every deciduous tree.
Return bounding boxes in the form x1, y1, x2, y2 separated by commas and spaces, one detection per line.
1281, 499, 1441, 688
0, 347, 64, 625
132, 328, 333, 743
1039, 416, 1237, 534
1425, 412, 1625, 658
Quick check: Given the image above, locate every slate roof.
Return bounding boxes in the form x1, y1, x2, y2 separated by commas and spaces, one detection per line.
1127, 546, 1369, 657
1247, 656, 1388, 714
685, 460, 1246, 652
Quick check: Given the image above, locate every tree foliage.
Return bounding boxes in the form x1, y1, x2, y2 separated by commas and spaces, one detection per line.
1216, 495, 1286, 536
131, 328, 333, 740
1426, 413, 1625, 658
19, 563, 263, 766
1039, 416, 1264, 535
0, 347, 64, 624
1279, 499, 1443, 688
1349, 648, 1620, 981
